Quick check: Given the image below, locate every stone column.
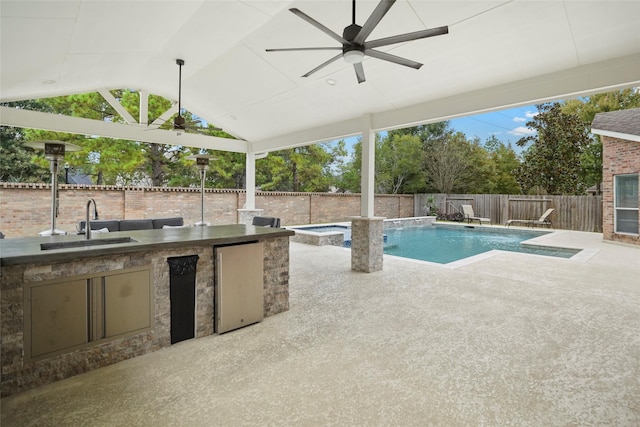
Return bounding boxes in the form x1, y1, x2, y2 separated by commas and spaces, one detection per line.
350, 216, 384, 273
238, 208, 264, 226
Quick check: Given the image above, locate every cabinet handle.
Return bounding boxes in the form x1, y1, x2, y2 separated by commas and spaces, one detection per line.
217, 253, 222, 322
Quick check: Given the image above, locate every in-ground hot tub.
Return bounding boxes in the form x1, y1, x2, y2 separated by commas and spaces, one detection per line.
288, 217, 437, 247
287, 223, 352, 247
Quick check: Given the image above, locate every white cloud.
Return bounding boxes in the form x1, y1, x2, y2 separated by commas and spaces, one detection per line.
508, 126, 537, 136
513, 110, 537, 123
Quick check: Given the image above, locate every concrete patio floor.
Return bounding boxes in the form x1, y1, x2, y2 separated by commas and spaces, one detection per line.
2, 230, 639, 426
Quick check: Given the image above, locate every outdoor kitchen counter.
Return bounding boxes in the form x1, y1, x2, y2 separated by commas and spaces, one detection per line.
0, 224, 294, 266
0, 224, 294, 397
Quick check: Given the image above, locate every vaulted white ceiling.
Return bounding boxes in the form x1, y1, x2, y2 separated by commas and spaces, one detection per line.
1, 0, 639, 153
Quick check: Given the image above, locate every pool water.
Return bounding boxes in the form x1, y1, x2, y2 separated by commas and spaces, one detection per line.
384, 226, 580, 264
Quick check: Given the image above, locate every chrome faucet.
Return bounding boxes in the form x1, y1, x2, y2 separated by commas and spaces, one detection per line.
85, 198, 99, 240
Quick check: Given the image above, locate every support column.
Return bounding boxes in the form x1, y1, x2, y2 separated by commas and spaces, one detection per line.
245, 151, 256, 210
360, 114, 375, 218
238, 151, 263, 225
238, 209, 265, 226
351, 114, 384, 272
350, 217, 384, 273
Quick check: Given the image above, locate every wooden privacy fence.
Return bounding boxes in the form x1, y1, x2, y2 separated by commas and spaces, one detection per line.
415, 194, 602, 232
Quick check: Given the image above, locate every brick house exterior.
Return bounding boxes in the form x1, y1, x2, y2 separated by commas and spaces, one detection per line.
592, 108, 640, 246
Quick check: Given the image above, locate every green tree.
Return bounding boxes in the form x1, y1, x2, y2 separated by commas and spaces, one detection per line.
21, 92, 156, 185
376, 133, 425, 194
0, 101, 51, 182
167, 147, 247, 189
11, 90, 234, 186
484, 136, 521, 194
388, 122, 450, 143
515, 103, 593, 195
563, 88, 640, 194
335, 139, 362, 193
395, 121, 495, 193
257, 143, 344, 192
423, 132, 492, 193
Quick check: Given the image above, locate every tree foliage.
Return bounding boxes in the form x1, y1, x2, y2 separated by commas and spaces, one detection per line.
337, 123, 498, 194
257, 143, 345, 192
0, 101, 51, 182
483, 136, 521, 194
375, 134, 425, 194
562, 89, 640, 194
515, 103, 593, 195
3, 88, 638, 196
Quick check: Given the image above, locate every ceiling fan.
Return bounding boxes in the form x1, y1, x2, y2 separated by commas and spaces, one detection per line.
156, 59, 219, 134
266, 0, 448, 84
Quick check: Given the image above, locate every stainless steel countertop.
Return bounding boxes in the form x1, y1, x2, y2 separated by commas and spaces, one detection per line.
0, 224, 294, 267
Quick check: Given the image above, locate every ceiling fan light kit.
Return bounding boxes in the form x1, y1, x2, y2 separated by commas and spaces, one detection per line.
266, 0, 448, 83
343, 49, 365, 64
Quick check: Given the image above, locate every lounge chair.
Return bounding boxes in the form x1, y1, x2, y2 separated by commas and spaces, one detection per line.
461, 204, 491, 225
506, 208, 555, 229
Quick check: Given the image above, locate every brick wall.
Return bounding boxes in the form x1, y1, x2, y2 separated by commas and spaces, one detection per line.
602, 136, 640, 245
0, 184, 415, 238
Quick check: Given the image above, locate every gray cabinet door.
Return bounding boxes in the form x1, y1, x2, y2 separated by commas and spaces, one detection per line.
104, 269, 152, 338
25, 266, 152, 361
29, 279, 88, 358
215, 242, 263, 334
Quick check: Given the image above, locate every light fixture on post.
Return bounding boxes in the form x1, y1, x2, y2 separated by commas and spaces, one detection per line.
187, 154, 217, 226
25, 140, 81, 236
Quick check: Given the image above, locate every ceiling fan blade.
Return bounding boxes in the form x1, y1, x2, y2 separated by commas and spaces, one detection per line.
365, 26, 449, 49
289, 8, 351, 45
365, 49, 422, 69
266, 47, 342, 52
353, 0, 396, 44
354, 62, 366, 84
301, 53, 343, 78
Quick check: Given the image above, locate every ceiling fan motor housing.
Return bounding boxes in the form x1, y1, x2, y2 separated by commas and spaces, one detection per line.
174, 115, 186, 130
343, 24, 365, 63
343, 23, 362, 43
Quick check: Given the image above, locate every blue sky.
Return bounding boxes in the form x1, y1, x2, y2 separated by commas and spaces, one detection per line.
448, 104, 539, 151
334, 104, 540, 156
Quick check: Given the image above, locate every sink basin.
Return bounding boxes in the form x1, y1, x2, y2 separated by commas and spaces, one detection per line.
40, 237, 138, 251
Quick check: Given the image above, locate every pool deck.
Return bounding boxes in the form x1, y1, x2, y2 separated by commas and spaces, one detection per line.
2, 229, 639, 425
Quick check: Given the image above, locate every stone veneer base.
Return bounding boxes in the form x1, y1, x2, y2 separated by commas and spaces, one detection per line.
238, 209, 265, 226
0, 236, 290, 397
350, 217, 384, 273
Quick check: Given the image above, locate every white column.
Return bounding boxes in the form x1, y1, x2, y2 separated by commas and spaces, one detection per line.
245, 151, 256, 210
360, 114, 375, 217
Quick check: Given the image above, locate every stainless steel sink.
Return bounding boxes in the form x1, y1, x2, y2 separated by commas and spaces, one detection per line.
40, 237, 138, 250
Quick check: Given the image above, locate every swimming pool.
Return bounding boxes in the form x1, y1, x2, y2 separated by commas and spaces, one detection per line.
384, 225, 580, 264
